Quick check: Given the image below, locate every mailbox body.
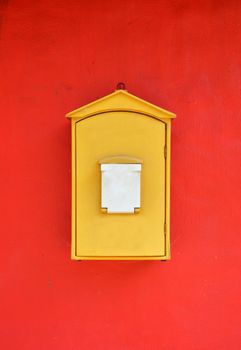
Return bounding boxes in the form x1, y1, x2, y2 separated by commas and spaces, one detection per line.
67, 90, 175, 260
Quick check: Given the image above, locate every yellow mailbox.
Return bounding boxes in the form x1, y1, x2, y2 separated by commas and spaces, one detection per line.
66, 87, 176, 260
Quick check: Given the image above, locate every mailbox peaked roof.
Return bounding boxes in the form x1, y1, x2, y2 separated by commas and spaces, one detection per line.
66, 89, 176, 121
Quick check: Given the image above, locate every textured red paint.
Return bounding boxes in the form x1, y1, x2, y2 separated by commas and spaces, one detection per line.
0, 1, 241, 349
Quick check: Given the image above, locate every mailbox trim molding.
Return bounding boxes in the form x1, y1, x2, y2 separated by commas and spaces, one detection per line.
67, 90, 175, 260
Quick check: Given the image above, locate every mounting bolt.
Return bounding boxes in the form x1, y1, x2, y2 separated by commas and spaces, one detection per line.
116, 82, 126, 90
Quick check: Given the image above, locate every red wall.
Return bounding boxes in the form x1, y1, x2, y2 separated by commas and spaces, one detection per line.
0, 1, 240, 349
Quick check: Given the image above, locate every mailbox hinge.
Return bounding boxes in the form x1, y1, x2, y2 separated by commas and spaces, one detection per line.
164, 145, 167, 158
164, 222, 167, 235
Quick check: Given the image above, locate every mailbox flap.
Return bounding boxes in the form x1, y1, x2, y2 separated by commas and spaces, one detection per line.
101, 163, 141, 214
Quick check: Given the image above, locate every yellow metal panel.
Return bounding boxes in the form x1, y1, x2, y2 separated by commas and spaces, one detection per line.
74, 111, 166, 258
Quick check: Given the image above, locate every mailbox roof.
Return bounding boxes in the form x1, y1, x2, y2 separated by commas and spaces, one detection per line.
66, 90, 176, 121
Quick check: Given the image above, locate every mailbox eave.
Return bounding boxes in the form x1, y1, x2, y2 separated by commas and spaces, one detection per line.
66, 90, 176, 121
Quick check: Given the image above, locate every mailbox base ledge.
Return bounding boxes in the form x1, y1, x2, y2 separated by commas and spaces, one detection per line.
71, 255, 170, 261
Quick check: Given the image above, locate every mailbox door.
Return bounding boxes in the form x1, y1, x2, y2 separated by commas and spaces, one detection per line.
74, 111, 167, 258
